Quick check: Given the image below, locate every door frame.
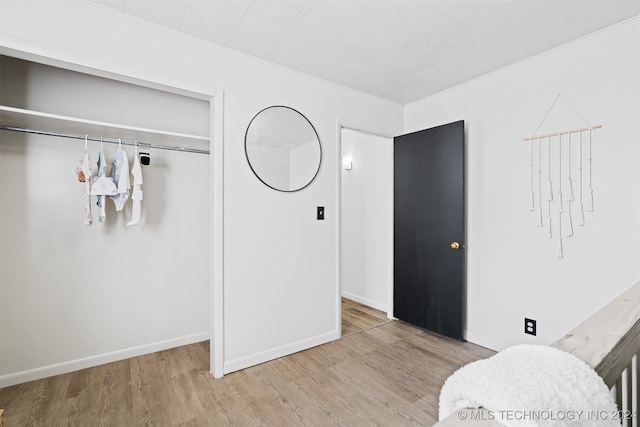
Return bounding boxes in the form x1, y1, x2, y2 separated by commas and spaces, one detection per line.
336, 119, 397, 323
0, 38, 226, 378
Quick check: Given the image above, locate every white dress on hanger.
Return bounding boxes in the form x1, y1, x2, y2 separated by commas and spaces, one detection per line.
91, 150, 117, 222
109, 149, 130, 211
77, 152, 93, 226
127, 153, 143, 226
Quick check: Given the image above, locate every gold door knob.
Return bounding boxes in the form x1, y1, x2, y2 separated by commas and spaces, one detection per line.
450, 242, 460, 250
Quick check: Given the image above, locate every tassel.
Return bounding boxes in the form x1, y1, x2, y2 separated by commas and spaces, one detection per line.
546, 180, 553, 201
536, 208, 543, 227
577, 204, 585, 226
529, 191, 535, 211
566, 216, 574, 237
557, 238, 564, 259
586, 189, 594, 212
565, 178, 574, 201
547, 217, 553, 238
557, 192, 564, 213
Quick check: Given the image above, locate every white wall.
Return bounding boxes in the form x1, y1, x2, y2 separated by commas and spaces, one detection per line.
404, 19, 640, 350
0, 0, 403, 382
340, 129, 393, 313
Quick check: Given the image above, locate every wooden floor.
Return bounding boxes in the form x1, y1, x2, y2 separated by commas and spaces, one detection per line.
341, 297, 391, 336
0, 300, 494, 426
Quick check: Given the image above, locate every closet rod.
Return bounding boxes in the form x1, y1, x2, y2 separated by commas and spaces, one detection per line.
0, 125, 210, 155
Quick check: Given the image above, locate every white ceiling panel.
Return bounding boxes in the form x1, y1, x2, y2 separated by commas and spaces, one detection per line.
84, 0, 640, 104
123, 0, 188, 30
602, 0, 640, 22
225, 0, 315, 57
507, 0, 574, 21
549, 5, 611, 47
560, 1, 621, 32
88, 0, 123, 12
463, 3, 527, 39
437, 1, 486, 29
504, 11, 562, 53
179, 0, 252, 45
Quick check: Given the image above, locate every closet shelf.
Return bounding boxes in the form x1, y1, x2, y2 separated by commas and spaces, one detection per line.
0, 105, 210, 149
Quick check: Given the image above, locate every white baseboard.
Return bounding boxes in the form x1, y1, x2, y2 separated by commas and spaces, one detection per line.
0, 331, 210, 388
223, 329, 340, 374
463, 331, 509, 352
341, 291, 389, 314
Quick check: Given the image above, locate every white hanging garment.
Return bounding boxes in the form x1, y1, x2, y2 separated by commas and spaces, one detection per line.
109, 147, 130, 211
91, 149, 115, 222
77, 151, 93, 226
127, 149, 143, 226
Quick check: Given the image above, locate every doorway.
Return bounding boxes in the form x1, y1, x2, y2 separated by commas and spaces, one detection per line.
340, 127, 393, 332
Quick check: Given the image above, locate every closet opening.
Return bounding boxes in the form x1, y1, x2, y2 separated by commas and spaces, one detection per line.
0, 51, 224, 387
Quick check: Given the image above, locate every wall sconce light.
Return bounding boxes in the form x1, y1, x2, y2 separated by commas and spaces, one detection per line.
343, 155, 353, 170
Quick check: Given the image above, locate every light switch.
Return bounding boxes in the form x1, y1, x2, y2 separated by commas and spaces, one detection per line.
317, 206, 324, 220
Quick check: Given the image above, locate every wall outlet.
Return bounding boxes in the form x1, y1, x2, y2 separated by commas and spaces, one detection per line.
525, 318, 537, 336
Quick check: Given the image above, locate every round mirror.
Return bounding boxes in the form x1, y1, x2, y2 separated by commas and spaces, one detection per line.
245, 106, 322, 192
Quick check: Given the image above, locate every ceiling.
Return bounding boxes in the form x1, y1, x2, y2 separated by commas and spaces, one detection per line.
85, 0, 640, 104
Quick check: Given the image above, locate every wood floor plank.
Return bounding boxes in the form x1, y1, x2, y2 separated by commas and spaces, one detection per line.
289, 375, 373, 426
331, 358, 437, 426
1, 305, 494, 426
341, 298, 389, 336
92, 358, 134, 426
193, 373, 247, 426
129, 354, 157, 426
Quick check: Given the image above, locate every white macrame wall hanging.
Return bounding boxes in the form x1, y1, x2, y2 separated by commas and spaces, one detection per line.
526, 94, 601, 258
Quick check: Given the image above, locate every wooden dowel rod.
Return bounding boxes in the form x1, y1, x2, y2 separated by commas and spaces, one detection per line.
524, 124, 602, 141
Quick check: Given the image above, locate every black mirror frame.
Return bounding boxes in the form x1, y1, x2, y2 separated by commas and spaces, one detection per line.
244, 105, 322, 192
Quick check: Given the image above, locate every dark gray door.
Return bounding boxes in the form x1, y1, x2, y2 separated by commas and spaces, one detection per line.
393, 120, 465, 340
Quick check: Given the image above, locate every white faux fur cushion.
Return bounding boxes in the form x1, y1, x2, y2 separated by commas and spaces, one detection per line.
439, 344, 619, 426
